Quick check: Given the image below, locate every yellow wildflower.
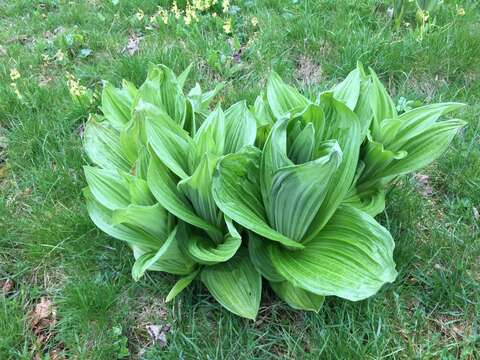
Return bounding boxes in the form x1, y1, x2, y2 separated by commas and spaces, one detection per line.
172, 1, 182, 20
55, 49, 65, 62
10, 82, 22, 100
135, 9, 144, 21
251, 16, 258, 27
457, 7, 465, 16
212, 12, 217, 17
158, 7, 169, 24
10, 68, 20, 81
66, 73, 86, 98
222, 0, 230, 13
223, 18, 232, 34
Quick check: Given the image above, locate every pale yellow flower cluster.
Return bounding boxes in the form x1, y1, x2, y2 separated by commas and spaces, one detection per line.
66, 72, 87, 98
147, 0, 225, 27
10, 68, 20, 81
9, 68, 22, 100
222, 0, 230, 13
151, 7, 169, 24
223, 18, 232, 34
135, 9, 145, 21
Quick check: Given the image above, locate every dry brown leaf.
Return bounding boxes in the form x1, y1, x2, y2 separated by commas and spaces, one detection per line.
1, 279, 14, 294
414, 173, 433, 197
146, 323, 171, 347
29, 297, 57, 336
295, 56, 323, 86
123, 33, 142, 56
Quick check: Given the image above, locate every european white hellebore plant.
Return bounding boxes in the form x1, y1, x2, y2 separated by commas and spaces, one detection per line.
83, 63, 465, 319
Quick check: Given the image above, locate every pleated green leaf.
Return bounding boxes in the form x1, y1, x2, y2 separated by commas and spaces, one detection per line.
135, 64, 187, 126
288, 122, 315, 164
270, 281, 325, 312
83, 117, 132, 172
304, 95, 361, 241
101, 81, 132, 130
143, 102, 194, 179
177, 154, 220, 228
267, 71, 310, 119
382, 119, 466, 177
333, 67, 361, 111
271, 206, 397, 301
147, 152, 223, 239
248, 232, 283, 282
188, 82, 225, 115
84, 166, 130, 210
270, 140, 342, 242
193, 106, 225, 166
260, 119, 293, 225
213, 146, 304, 249
369, 69, 397, 138
387, 102, 465, 149
165, 268, 201, 302
132, 227, 196, 280
112, 203, 171, 240
201, 249, 261, 319
343, 187, 386, 217
125, 176, 155, 206
224, 101, 257, 154
177, 63, 193, 89
84, 188, 161, 249
177, 222, 241, 265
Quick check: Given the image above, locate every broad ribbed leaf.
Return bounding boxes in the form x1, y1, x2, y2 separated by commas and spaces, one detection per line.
193, 106, 225, 166
248, 232, 283, 282
126, 176, 155, 205
369, 69, 397, 138
135, 64, 186, 125
84, 188, 161, 249
112, 203, 171, 239
101, 82, 132, 130
333, 67, 361, 111
84, 117, 131, 172
387, 102, 465, 149
143, 102, 194, 179
178, 154, 220, 227
260, 119, 293, 225
343, 187, 386, 217
267, 71, 310, 119
382, 119, 466, 177
148, 152, 223, 239
201, 250, 261, 319
84, 166, 130, 210
353, 66, 373, 139
288, 123, 315, 164
119, 119, 141, 163
271, 141, 342, 241
177, 222, 241, 265
177, 63, 193, 89
213, 146, 304, 249
132, 227, 196, 280
165, 268, 201, 302
304, 95, 361, 241
224, 101, 257, 153
298, 104, 325, 151
358, 136, 407, 189
188, 82, 225, 115
270, 281, 325, 312
271, 206, 397, 301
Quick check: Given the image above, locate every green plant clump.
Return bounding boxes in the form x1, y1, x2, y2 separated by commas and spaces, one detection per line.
83, 63, 465, 319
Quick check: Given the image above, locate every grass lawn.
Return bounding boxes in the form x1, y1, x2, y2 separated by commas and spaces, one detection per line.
1, 0, 479, 358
